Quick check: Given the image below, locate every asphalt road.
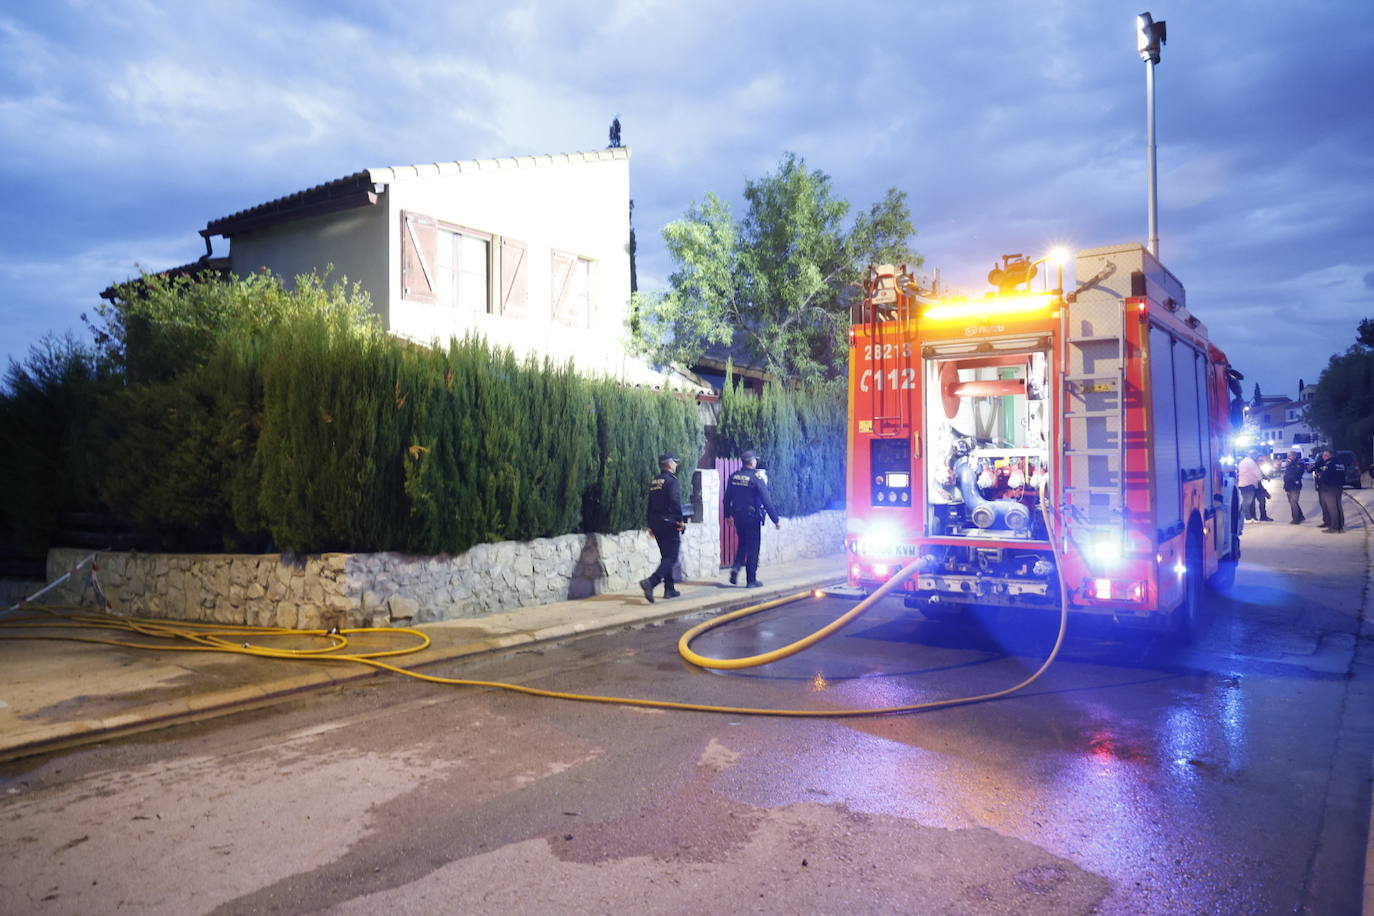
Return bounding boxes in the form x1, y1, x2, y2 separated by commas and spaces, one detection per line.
1, 507, 1370, 915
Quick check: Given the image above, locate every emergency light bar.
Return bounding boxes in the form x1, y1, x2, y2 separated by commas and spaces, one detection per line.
921, 292, 1058, 322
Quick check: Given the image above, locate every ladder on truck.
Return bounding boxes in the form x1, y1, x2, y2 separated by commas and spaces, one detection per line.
1059, 296, 1127, 555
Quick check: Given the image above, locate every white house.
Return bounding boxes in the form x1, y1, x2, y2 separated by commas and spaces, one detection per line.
1246, 384, 1321, 452
193, 146, 693, 390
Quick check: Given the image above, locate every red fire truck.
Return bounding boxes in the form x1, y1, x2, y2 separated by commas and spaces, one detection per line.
844, 243, 1244, 638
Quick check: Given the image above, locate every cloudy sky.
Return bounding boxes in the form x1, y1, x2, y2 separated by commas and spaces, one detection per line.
2, 0, 1370, 398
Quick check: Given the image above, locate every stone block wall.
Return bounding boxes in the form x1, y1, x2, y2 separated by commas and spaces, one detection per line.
43, 467, 844, 629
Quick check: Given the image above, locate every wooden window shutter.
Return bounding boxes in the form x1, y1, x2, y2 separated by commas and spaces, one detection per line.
500, 237, 528, 318
400, 211, 437, 304
551, 250, 576, 326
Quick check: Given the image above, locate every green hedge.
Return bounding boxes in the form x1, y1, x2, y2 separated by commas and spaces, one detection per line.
0, 272, 704, 555
716, 363, 845, 516
0, 336, 113, 552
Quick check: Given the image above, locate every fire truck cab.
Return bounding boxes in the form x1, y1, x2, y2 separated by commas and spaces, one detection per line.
845, 243, 1242, 638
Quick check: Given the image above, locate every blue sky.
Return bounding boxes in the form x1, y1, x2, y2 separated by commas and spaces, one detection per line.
2, 0, 1370, 399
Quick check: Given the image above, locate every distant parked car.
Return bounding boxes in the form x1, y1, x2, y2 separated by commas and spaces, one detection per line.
1334, 450, 1362, 488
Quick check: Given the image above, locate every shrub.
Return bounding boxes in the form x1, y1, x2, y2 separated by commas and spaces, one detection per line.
0, 336, 113, 551
716, 363, 845, 516
8, 270, 707, 554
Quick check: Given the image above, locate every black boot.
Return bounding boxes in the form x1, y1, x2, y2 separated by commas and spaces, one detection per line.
639, 577, 657, 603
663, 577, 681, 599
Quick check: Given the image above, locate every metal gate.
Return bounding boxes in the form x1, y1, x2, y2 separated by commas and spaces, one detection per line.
715, 457, 742, 567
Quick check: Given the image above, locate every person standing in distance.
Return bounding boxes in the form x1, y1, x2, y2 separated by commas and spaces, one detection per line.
1236, 449, 1261, 531
1314, 449, 1346, 533
640, 453, 685, 602
1282, 444, 1307, 524
1251, 450, 1275, 521
724, 449, 780, 588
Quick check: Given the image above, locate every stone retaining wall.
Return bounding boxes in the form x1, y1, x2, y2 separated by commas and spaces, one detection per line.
46, 468, 843, 629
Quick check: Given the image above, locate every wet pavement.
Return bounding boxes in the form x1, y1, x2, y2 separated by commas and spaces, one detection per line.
2, 485, 1373, 912
0, 553, 848, 761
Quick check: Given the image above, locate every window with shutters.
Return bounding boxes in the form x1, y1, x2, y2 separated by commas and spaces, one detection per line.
402, 211, 527, 318
400, 211, 438, 304
435, 225, 492, 312
551, 250, 592, 328
500, 237, 528, 318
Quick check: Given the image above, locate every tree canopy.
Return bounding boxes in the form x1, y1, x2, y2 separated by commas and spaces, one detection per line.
631, 153, 918, 384
1306, 318, 1374, 467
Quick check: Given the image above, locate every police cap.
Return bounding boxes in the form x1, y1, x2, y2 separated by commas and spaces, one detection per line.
741, 449, 759, 461
659, 453, 678, 464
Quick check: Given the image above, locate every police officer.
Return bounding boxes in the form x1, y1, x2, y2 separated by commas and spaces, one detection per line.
640, 453, 685, 602
1314, 449, 1346, 533
724, 449, 780, 588
1282, 444, 1307, 524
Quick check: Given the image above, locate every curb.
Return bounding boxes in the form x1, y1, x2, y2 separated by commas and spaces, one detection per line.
0, 572, 844, 763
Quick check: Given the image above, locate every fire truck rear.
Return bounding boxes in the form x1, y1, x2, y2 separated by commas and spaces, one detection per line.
844, 243, 1243, 638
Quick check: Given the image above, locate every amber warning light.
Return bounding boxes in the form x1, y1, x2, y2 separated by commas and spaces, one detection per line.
922, 291, 1059, 322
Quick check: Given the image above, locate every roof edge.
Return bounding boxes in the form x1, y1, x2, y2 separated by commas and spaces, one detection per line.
366, 147, 631, 185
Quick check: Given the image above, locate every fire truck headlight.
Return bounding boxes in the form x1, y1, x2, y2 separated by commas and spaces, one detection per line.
1090, 538, 1122, 565
1173, 561, 1187, 576
1094, 578, 1112, 600
874, 563, 891, 578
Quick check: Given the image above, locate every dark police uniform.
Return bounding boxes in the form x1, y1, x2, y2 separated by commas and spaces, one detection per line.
641, 456, 684, 601
724, 453, 780, 586
1282, 450, 1307, 524
1314, 452, 1346, 532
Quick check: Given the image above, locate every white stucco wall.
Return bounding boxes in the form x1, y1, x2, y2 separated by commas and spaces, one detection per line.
380, 150, 635, 380
221, 149, 677, 388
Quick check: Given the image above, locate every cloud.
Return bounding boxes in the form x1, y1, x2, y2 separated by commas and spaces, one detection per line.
0, 0, 1370, 405
0, 231, 196, 364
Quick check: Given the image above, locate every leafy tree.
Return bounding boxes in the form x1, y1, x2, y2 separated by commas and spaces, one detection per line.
632, 153, 917, 385
1359, 318, 1374, 349
1306, 319, 1374, 468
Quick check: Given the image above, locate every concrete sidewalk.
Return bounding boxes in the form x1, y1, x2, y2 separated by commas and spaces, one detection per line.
0, 553, 849, 763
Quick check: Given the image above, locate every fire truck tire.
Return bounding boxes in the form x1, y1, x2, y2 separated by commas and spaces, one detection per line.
1208, 559, 1237, 591
1208, 497, 1241, 591
1171, 529, 1205, 642
909, 599, 968, 622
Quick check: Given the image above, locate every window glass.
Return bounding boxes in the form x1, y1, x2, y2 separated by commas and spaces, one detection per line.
436, 228, 490, 311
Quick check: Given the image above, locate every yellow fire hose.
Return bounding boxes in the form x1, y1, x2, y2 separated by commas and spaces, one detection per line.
1, 510, 1071, 718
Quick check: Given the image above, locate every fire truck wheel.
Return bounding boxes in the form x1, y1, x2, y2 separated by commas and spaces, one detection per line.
1208, 559, 1237, 591
905, 596, 968, 621
1208, 498, 1241, 591
1171, 529, 1205, 643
